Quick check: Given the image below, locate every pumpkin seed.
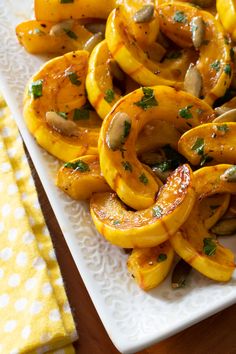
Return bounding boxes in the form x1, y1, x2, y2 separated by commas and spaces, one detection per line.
83, 32, 103, 53
85, 22, 106, 36
45, 111, 79, 137
108, 59, 125, 82
171, 259, 192, 289
191, 16, 205, 49
214, 106, 231, 116
213, 108, 236, 123
184, 64, 202, 97
220, 166, 236, 183
211, 218, 236, 236
106, 112, 132, 150
133, 5, 154, 23
49, 19, 74, 36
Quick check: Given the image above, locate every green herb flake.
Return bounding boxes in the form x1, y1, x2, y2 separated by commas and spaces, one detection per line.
166, 51, 182, 60
157, 253, 167, 262
203, 237, 217, 256
64, 28, 78, 39
122, 161, 132, 172
29, 79, 43, 99
104, 89, 115, 103
123, 120, 131, 139
152, 205, 163, 218
134, 87, 158, 110
191, 137, 204, 155
113, 220, 120, 225
64, 160, 90, 172
155, 161, 171, 172
224, 64, 232, 76
73, 107, 90, 120
60, 0, 74, 3
57, 112, 68, 119
139, 173, 148, 184
200, 154, 213, 167
210, 60, 221, 72
179, 105, 193, 119
173, 11, 187, 24
66, 71, 81, 86
217, 124, 229, 132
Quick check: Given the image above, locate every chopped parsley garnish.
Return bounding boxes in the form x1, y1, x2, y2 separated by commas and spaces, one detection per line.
200, 154, 213, 167
29, 79, 43, 99
210, 60, 221, 72
166, 51, 182, 60
179, 105, 193, 119
139, 173, 148, 184
57, 112, 68, 119
122, 161, 132, 172
67, 71, 81, 86
104, 89, 115, 103
155, 161, 172, 172
157, 253, 167, 262
134, 87, 158, 110
153, 205, 163, 218
123, 120, 131, 139
73, 105, 90, 120
191, 137, 204, 155
217, 124, 229, 132
60, 0, 74, 3
173, 11, 187, 24
64, 28, 78, 39
64, 160, 90, 172
224, 64, 232, 76
203, 237, 217, 256
113, 220, 120, 225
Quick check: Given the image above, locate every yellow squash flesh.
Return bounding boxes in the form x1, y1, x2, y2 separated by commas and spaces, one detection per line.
16, 20, 93, 54
199, 194, 231, 230
216, 0, 236, 42
99, 85, 214, 210
170, 165, 236, 282
24, 50, 101, 161
56, 155, 111, 200
90, 164, 196, 248
158, 2, 233, 105
86, 40, 122, 119
105, 7, 197, 88
34, 0, 117, 21
178, 122, 236, 165
127, 242, 174, 290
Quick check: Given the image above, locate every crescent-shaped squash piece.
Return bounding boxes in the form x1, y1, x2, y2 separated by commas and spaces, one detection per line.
99, 85, 214, 210
170, 165, 236, 282
34, 0, 116, 21
90, 164, 196, 248
216, 0, 236, 42
105, 6, 197, 88
178, 122, 236, 166
56, 155, 111, 200
158, 2, 232, 105
16, 20, 93, 54
24, 50, 101, 161
127, 242, 174, 291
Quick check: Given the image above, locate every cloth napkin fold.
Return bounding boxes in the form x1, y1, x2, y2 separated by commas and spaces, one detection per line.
0, 96, 78, 353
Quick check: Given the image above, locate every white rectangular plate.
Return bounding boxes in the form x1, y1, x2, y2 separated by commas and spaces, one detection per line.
1, 2, 236, 353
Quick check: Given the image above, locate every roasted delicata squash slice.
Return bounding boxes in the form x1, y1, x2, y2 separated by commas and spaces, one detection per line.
35, 0, 117, 22
90, 164, 196, 248
56, 155, 110, 200
86, 40, 124, 119
158, 2, 233, 105
178, 122, 236, 166
216, 0, 236, 42
199, 194, 231, 230
170, 165, 236, 282
127, 242, 174, 291
99, 85, 214, 210
24, 50, 101, 161
16, 20, 93, 54
106, 6, 197, 88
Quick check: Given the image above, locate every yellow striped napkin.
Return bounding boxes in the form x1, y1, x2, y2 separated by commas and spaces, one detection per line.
0, 95, 78, 353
